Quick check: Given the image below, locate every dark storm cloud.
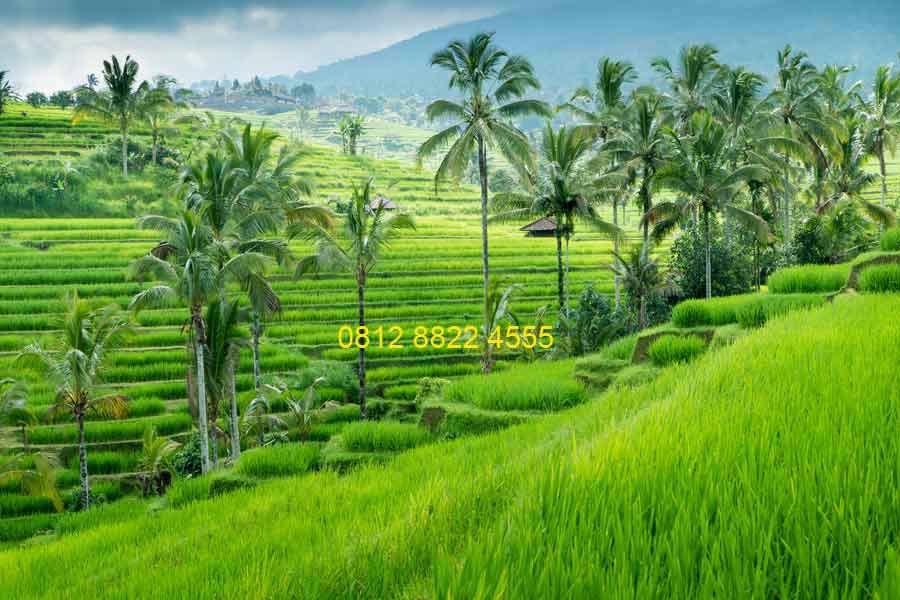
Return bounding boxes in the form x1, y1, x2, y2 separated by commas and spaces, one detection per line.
1, 0, 524, 31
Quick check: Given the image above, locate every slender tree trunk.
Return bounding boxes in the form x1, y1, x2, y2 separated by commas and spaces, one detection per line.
121, 118, 128, 177
639, 296, 647, 330
641, 178, 650, 249
151, 129, 158, 165
251, 311, 262, 393
754, 241, 761, 292
210, 417, 218, 469
782, 153, 791, 255
555, 228, 564, 317
228, 358, 240, 460
704, 208, 712, 300
879, 145, 888, 232
77, 412, 90, 510
477, 134, 493, 374
613, 198, 621, 311
193, 310, 211, 475
357, 272, 367, 419
564, 228, 571, 319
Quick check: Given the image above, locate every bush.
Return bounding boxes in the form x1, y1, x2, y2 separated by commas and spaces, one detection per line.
767, 264, 848, 294
881, 227, 900, 251
859, 264, 900, 293
565, 285, 628, 355
648, 335, 707, 366
235, 444, 320, 479
791, 208, 874, 265
341, 421, 432, 452
172, 432, 202, 478
670, 219, 753, 299
444, 360, 586, 412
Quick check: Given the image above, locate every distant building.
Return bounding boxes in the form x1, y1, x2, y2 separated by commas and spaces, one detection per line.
369, 195, 400, 212
520, 217, 559, 237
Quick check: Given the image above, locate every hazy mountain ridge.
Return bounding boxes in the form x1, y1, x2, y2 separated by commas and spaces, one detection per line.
295, 0, 900, 97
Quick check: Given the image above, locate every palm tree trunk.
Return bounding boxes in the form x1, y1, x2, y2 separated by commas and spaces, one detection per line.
477, 134, 493, 374
77, 412, 90, 510
228, 359, 240, 460
704, 208, 712, 300
613, 198, 621, 311
192, 310, 211, 475
564, 228, 571, 318
151, 129, 158, 165
251, 311, 262, 393
879, 145, 888, 231
210, 418, 218, 469
555, 228, 564, 316
782, 153, 791, 255
641, 179, 650, 248
120, 117, 128, 177
357, 274, 367, 419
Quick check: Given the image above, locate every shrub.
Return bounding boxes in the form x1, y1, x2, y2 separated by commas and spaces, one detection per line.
341, 421, 432, 452
859, 264, 900, 293
790, 207, 874, 264
670, 219, 753, 299
767, 264, 848, 293
735, 294, 826, 328
648, 335, 707, 366
881, 227, 900, 251
172, 432, 202, 478
443, 360, 586, 412
565, 285, 628, 355
236, 444, 320, 479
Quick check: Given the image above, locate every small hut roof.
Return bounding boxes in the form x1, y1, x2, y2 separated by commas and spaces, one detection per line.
370, 195, 399, 210
520, 217, 559, 232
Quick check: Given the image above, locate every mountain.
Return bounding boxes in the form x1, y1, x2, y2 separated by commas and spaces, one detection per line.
296, 0, 900, 98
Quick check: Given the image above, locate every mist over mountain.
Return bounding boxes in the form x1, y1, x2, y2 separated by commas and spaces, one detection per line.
295, 0, 900, 97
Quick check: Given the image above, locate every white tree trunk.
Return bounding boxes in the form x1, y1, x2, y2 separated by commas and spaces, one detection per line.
194, 338, 210, 474
229, 360, 240, 460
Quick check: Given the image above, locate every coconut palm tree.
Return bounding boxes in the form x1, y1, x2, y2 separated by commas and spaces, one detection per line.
646, 112, 771, 299
768, 46, 835, 247
138, 426, 180, 496
128, 210, 274, 473
492, 123, 619, 317
0, 379, 36, 451
602, 92, 670, 248
338, 115, 366, 155
86, 73, 98, 91
609, 243, 672, 330
0, 71, 19, 116
17, 292, 131, 510
417, 32, 551, 373
862, 64, 900, 217
142, 76, 179, 165
296, 178, 414, 418
202, 298, 248, 463
73, 55, 151, 176
0, 453, 64, 513
651, 44, 721, 130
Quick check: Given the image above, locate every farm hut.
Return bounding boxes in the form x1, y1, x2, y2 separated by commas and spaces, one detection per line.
520, 217, 559, 238
369, 195, 400, 211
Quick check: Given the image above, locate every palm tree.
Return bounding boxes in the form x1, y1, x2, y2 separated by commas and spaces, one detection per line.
142, 76, 179, 165
768, 46, 834, 247
418, 32, 551, 373
0, 379, 36, 451
18, 292, 131, 510
0, 453, 64, 514
651, 44, 721, 130
203, 298, 248, 463
338, 115, 366, 155
73, 55, 150, 176
297, 178, 414, 418
602, 92, 670, 248
609, 243, 672, 330
0, 71, 19, 116
86, 73, 98, 91
862, 64, 900, 218
241, 393, 285, 447
138, 426, 180, 496
647, 112, 771, 299
128, 211, 274, 473
492, 123, 618, 317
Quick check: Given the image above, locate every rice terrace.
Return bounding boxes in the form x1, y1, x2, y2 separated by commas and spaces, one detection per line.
1, 1, 900, 598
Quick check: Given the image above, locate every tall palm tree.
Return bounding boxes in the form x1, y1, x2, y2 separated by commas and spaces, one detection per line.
0, 379, 36, 451
417, 32, 551, 373
768, 46, 834, 247
128, 211, 273, 473
17, 292, 131, 510
862, 64, 900, 217
651, 44, 721, 130
296, 178, 414, 417
203, 298, 248, 464
609, 243, 670, 330
492, 123, 618, 317
560, 57, 636, 308
142, 76, 179, 165
0, 71, 19, 116
73, 55, 150, 176
602, 93, 670, 248
646, 112, 771, 299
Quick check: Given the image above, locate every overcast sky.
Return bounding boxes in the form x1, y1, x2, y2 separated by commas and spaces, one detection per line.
4, 0, 537, 93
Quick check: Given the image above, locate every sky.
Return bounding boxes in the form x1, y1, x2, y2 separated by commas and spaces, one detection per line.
3, 0, 535, 93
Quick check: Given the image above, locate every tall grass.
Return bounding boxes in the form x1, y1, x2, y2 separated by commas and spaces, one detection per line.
235, 444, 321, 478
340, 421, 433, 452
880, 227, 900, 251
859, 264, 900, 293
767, 263, 849, 293
444, 360, 586, 411
648, 335, 707, 366
672, 293, 825, 328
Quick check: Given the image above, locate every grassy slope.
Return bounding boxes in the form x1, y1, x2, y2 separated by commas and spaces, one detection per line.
2, 294, 898, 598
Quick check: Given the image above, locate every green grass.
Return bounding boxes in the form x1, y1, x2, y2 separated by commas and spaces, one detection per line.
340, 421, 433, 452
235, 444, 321, 478
66, 451, 140, 475
27, 414, 192, 445
767, 263, 849, 293
880, 227, 900, 251
672, 293, 825, 328
2, 296, 897, 597
648, 335, 708, 366
735, 294, 827, 328
444, 360, 586, 412
859, 264, 900, 292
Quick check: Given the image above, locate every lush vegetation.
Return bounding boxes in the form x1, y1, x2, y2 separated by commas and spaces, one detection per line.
648, 334, 707, 366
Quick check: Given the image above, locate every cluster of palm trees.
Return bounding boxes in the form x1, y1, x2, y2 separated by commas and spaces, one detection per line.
420, 36, 899, 365
73, 56, 184, 176
0, 70, 19, 116
337, 114, 366, 155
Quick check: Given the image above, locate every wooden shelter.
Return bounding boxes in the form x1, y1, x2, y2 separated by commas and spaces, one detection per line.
369, 195, 400, 211
520, 217, 559, 237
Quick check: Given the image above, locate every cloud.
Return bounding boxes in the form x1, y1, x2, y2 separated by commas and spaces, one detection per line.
2, 1, 528, 92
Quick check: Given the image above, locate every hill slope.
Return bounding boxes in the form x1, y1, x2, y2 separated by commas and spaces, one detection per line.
2, 295, 899, 597
299, 0, 900, 96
